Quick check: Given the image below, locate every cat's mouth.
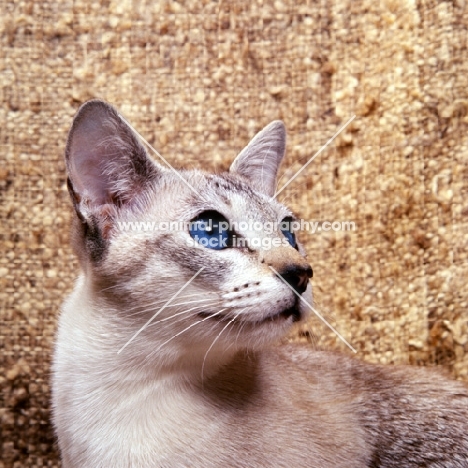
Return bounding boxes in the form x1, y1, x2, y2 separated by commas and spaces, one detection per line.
197, 302, 302, 324
277, 304, 302, 322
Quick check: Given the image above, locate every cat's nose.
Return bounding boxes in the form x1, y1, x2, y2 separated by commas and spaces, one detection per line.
261, 246, 312, 294
280, 264, 313, 295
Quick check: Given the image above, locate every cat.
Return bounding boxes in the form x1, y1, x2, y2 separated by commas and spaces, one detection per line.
52, 99, 468, 468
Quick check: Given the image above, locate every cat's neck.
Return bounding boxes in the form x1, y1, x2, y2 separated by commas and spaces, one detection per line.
64, 276, 241, 384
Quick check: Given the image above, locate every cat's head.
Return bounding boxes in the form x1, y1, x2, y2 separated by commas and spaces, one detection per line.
65, 99, 313, 369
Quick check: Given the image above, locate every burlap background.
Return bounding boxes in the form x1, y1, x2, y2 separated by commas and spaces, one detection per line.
1, 0, 468, 466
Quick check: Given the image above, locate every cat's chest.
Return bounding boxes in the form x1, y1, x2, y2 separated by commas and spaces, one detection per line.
65, 377, 225, 467
80, 380, 364, 468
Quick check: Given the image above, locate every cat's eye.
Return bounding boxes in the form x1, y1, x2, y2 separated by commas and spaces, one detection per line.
189, 211, 231, 250
280, 217, 297, 248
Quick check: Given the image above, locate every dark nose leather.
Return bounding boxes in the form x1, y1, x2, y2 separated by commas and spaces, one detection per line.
280, 264, 313, 294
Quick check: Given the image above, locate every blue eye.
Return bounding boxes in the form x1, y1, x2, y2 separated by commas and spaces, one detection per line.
189, 211, 230, 250
280, 217, 297, 248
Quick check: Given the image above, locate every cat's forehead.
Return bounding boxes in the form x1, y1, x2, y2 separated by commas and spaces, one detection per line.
202, 172, 291, 220
147, 168, 292, 223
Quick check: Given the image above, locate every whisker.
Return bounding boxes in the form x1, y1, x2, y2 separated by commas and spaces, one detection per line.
125, 296, 219, 318
219, 313, 244, 355
166, 291, 217, 300
134, 291, 217, 307
98, 282, 211, 296
146, 304, 217, 328
149, 309, 227, 359
102, 287, 229, 323
168, 297, 220, 307
201, 310, 243, 384
117, 267, 207, 354
234, 313, 248, 346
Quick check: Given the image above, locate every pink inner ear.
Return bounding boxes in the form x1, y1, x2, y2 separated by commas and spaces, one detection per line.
67, 111, 114, 205
229, 120, 286, 197
66, 100, 160, 209
70, 146, 112, 205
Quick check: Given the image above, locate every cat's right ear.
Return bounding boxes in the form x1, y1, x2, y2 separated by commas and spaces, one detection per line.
65, 99, 160, 218
229, 121, 286, 197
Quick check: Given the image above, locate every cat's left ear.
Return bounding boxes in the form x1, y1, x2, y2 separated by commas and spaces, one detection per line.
65, 99, 161, 213
229, 121, 286, 197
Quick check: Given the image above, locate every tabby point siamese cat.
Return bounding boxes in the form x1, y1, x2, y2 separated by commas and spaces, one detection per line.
52, 99, 468, 467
